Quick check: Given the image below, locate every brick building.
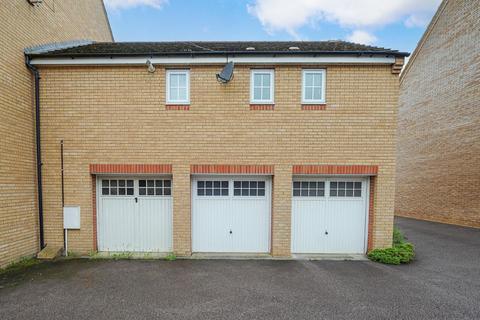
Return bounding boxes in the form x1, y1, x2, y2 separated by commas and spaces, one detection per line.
24, 41, 407, 257
396, 0, 479, 228
0, 0, 112, 268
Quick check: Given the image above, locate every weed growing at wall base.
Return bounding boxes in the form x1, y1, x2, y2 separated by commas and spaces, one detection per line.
0, 257, 40, 275
165, 253, 177, 261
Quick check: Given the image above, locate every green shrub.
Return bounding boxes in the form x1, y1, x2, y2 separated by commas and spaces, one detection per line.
392, 227, 405, 246
368, 228, 415, 265
368, 243, 415, 265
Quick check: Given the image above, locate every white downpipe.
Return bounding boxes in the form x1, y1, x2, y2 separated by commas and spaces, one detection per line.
65, 229, 68, 257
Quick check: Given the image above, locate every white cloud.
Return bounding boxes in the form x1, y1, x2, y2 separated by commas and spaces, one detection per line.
404, 13, 431, 28
346, 30, 377, 45
104, 0, 168, 10
248, 0, 441, 42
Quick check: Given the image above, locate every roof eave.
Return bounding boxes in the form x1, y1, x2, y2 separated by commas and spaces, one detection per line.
27, 50, 410, 59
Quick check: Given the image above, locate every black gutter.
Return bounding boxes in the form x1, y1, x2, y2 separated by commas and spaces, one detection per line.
25, 56, 45, 250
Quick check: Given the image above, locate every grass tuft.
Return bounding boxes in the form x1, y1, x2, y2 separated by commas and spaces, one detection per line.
165, 252, 177, 261
111, 252, 133, 260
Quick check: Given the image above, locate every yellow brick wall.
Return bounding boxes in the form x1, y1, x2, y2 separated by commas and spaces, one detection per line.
397, 0, 480, 228
0, 0, 112, 267
37, 64, 399, 256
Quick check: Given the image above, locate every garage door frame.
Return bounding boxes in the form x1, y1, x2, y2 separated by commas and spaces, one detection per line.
95, 174, 173, 252
291, 175, 370, 254
191, 174, 272, 253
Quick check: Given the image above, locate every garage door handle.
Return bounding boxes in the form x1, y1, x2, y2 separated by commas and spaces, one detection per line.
325, 230, 328, 235
135, 197, 138, 203
229, 230, 232, 234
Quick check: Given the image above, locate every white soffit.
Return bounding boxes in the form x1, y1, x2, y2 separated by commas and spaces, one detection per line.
29, 55, 396, 66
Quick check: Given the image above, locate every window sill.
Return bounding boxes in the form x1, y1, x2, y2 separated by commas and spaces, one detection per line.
165, 105, 190, 110
250, 104, 275, 110
301, 104, 326, 110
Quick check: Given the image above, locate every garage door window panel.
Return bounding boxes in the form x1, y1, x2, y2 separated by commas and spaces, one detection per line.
293, 181, 325, 197
234, 181, 265, 196
139, 179, 172, 196
330, 181, 362, 197
102, 179, 134, 196
197, 181, 229, 196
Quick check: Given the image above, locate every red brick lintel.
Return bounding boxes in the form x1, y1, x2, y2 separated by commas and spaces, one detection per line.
292, 165, 378, 175
90, 164, 172, 174
191, 164, 274, 175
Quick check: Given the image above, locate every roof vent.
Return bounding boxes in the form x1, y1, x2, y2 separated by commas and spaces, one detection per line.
246, 47, 256, 51
289, 46, 300, 50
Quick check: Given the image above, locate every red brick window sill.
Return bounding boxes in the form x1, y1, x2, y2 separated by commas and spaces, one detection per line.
301, 104, 326, 110
250, 104, 275, 110
165, 105, 190, 110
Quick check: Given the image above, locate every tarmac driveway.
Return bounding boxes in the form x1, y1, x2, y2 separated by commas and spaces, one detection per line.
1, 217, 479, 320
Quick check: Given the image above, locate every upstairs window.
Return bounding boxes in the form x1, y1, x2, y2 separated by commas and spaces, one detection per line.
302, 69, 326, 104
250, 69, 274, 104
166, 70, 190, 104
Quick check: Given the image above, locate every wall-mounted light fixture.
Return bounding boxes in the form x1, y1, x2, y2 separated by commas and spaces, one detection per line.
146, 60, 156, 73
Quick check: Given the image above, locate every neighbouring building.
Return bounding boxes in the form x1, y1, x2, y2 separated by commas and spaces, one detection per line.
24, 41, 407, 257
0, 0, 112, 268
396, 0, 479, 228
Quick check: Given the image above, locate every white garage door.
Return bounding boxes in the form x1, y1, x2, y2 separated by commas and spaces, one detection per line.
192, 176, 271, 253
97, 177, 172, 252
292, 177, 369, 254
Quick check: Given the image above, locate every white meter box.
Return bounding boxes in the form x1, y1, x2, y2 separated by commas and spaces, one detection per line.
63, 206, 80, 229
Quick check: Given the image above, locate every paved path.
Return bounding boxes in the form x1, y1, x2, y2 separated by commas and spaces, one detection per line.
1, 217, 479, 319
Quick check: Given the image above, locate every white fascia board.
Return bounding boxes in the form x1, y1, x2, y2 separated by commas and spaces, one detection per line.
29, 55, 396, 66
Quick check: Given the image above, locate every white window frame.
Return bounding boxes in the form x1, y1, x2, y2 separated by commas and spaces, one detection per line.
302, 69, 326, 104
250, 69, 275, 104
166, 69, 190, 105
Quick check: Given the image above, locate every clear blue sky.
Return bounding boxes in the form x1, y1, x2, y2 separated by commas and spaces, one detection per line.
104, 0, 442, 54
